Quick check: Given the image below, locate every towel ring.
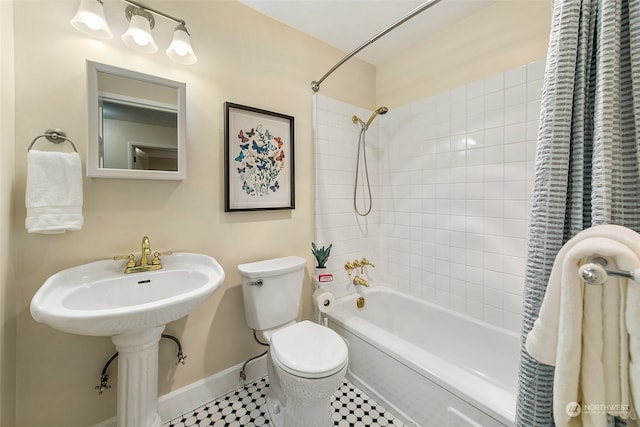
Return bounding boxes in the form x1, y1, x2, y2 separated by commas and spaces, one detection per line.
27, 128, 78, 153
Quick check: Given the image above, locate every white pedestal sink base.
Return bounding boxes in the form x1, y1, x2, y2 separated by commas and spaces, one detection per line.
112, 326, 165, 427
29, 253, 225, 427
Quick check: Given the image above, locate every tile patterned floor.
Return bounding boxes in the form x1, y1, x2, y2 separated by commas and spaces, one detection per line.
164, 377, 405, 427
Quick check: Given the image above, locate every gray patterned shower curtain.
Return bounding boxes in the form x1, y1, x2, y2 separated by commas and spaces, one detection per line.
517, 0, 640, 426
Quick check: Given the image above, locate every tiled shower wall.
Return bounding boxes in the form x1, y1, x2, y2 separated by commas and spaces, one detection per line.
313, 96, 381, 299
314, 60, 544, 331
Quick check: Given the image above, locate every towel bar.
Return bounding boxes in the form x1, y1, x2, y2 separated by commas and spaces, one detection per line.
27, 128, 78, 153
579, 256, 639, 285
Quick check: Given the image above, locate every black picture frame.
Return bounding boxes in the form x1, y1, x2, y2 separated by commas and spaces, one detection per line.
224, 102, 295, 211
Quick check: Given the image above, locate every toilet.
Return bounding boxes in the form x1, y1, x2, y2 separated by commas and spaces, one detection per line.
238, 256, 348, 427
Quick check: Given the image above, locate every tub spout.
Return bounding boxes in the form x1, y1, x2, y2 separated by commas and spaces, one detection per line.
353, 275, 369, 287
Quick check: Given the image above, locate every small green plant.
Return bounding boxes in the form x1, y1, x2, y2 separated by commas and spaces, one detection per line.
311, 242, 332, 268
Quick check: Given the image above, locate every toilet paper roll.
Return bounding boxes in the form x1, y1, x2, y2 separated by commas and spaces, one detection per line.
313, 289, 336, 313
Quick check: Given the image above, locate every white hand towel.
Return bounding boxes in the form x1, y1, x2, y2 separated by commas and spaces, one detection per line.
25, 150, 83, 234
526, 224, 640, 426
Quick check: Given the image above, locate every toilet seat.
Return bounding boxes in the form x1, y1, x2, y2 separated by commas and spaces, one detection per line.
270, 320, 348, 379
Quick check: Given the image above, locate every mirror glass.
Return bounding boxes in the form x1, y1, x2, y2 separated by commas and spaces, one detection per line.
87, 61, 186, 180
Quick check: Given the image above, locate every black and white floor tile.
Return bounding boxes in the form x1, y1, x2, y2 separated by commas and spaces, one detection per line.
164, 377, 405, 427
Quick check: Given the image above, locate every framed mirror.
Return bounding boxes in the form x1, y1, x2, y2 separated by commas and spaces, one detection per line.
87, 61, 186, 180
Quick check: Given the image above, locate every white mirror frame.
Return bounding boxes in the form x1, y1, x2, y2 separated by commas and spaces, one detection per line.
87, 61, 187, 180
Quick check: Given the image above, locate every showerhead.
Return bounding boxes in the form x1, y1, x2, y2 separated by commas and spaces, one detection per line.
352, 107, 389, 130
365, 106, 389, 128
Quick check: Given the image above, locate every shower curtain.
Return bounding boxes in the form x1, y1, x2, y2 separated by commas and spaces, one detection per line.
517, 0, 640, 426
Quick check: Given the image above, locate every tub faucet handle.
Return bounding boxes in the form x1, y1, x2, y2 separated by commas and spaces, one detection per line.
344, 261, 355, 275
361, 258, 375, 268
360, 258, 375, 273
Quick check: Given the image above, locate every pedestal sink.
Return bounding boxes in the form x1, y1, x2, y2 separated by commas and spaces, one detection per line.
30, 252, 225, 427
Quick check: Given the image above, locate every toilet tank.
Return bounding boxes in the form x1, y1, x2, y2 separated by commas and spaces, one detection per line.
238, 256, 306, 332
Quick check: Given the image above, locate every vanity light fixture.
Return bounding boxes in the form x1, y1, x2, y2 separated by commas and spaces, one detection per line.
121, 5, 157, 53
166, 23, 197, 65
70, 0, 113, 39
70, 0, 197, 64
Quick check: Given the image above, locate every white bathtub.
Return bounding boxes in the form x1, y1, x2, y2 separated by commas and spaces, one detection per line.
323, 286, 519, 427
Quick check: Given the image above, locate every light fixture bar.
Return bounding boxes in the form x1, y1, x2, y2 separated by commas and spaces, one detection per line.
122, 0, 186, 27
71, 0, 196, 64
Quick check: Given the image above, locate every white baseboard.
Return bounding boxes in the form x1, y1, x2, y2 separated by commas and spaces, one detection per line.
94, 354, 268, 427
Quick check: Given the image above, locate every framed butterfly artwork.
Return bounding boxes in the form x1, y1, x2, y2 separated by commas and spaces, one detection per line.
224, 102, 295, 211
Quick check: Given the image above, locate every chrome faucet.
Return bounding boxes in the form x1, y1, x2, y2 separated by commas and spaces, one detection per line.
114, 236, 172, 274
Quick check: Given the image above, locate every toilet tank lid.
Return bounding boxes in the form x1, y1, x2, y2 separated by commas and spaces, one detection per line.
238, 256, 306, 279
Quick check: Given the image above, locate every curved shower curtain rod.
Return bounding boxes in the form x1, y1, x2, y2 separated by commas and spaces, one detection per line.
311, 0, 443, 93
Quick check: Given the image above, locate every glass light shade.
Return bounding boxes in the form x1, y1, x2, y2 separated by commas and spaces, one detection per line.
166, 26, 197, 64
121, 14, 157, 53
70, 0, 113, 39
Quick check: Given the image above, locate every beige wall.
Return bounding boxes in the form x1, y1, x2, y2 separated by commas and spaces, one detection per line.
377, 0, 552, 107
8, 0, 552, 426
1, 1, 16, 426
11, 1, 374, 426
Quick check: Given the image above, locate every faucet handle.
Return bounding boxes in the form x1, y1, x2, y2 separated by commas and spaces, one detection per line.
114, 254, 136, 268
151, 251, 173, 265
352, 259, 366, 274
344, 261, 355, 275
361, 258, 375, 268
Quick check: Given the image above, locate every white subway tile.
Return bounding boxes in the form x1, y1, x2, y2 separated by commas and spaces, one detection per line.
451, 86, 466, 103
484, 108, 505, 129
484, 270, 504, 290
527, 80, 543, 102
467, 112, 484, 132
505, 103, 527, 125
484, 145, 504, 164
485, 90, 504, 111
505, 65, 527, 87
466, 265, 484, 286
315, 62, 541, 324
484, 127, 505, 146
527, 60, 546, 81
505, 84, 527, 107
484, 73, 504, 93
466, 165, 485, 182
484, 287, 504, 308
503, 292, 523, 313
505, 123, 527, 144
467, 80, 484, 99
484, 252, 504, 272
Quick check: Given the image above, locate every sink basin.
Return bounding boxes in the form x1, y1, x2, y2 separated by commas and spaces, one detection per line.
30, 252, 225, 336
31, 251, 225, 427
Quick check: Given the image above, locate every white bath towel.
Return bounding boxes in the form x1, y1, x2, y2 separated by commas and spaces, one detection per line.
25, 150, 83, 234
526, 224, 640, 426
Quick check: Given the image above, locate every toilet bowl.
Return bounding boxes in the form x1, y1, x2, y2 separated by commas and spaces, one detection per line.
267, 320, 348, 427
238, 256, 349, 427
